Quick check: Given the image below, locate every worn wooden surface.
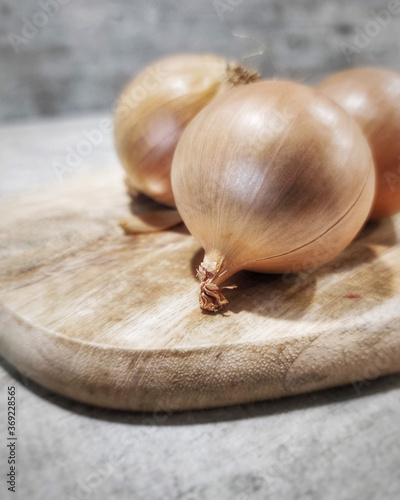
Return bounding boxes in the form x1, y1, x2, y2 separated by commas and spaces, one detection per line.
0, 165, 400, 411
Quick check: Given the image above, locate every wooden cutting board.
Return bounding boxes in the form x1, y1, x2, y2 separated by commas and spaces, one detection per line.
1, 167, 400, 411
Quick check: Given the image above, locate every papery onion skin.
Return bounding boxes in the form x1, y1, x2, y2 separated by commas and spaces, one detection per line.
317, 67, 400, 219
171, 80, 375, 311
114, 54, 259, 206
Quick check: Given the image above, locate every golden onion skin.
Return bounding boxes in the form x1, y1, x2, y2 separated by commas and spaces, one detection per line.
317, 67, 400, 219
171, 80, 375, 311
114, 54, 258, 206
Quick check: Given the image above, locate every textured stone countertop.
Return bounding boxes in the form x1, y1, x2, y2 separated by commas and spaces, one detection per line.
0, 115, 399, 500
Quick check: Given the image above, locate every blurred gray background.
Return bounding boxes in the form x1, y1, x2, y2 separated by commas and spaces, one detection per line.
1, 0, 400, 123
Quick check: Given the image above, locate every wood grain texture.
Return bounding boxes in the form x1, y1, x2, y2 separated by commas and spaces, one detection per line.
0, 167, 400, 411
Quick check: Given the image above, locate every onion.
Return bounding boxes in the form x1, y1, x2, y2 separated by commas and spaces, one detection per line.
171, 81, 375, 311
317, 67, 400, 219
114, 54, 259, 207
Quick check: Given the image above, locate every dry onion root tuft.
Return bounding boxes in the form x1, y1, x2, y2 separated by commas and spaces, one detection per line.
317, 67, 400, 219
197, 259, 237, 312
171, 81, 375, 312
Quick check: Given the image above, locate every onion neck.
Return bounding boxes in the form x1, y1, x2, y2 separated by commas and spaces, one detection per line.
196, 250, 237, 312
218, 64, 260, 95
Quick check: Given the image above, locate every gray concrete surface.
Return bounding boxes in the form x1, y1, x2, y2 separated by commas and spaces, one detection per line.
1, 0, 400, 122
0, 116, 400, 500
